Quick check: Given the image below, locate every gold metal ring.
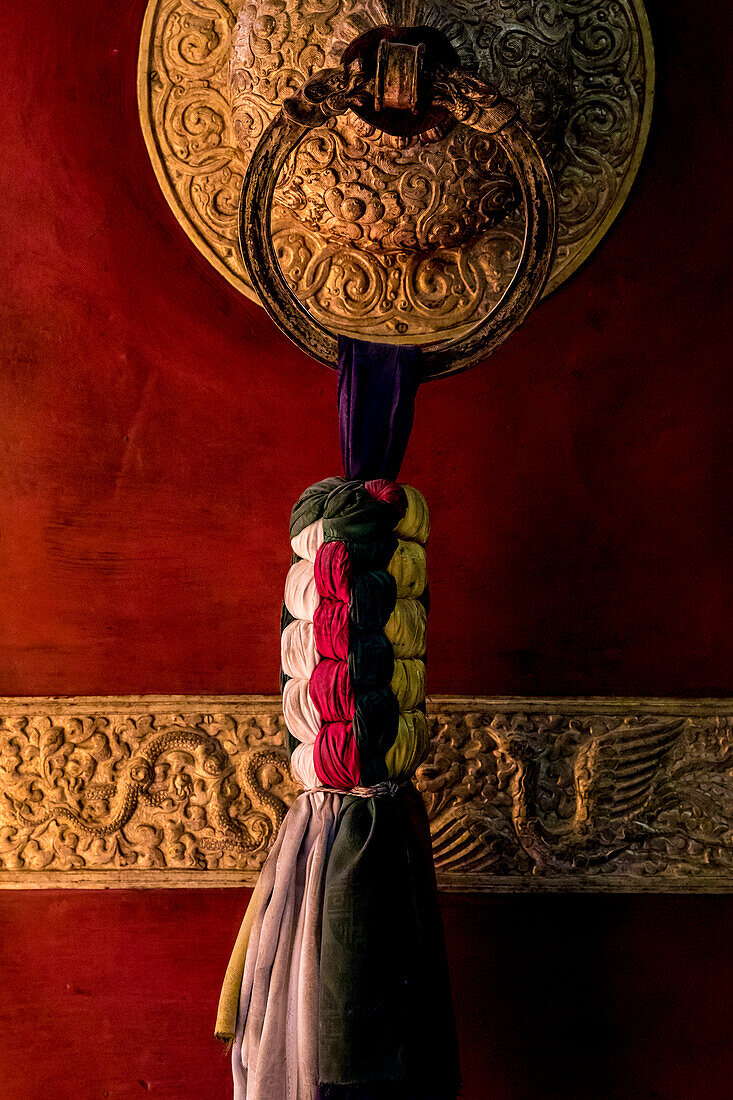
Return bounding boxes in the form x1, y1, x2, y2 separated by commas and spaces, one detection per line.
239, 66, 558, 380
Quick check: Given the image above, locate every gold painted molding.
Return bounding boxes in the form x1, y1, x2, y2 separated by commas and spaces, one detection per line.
1, 696, 732, 892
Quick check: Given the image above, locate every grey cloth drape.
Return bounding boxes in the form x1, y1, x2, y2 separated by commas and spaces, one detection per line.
232, 792, 342, 1100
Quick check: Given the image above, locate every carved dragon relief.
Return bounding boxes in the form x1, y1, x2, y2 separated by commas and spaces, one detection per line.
0, 705, 295, 876
1, 698, 732, 889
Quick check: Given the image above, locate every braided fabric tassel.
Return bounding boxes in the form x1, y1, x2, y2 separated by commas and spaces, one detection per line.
224, 478, 458, 1099
284, 479, 429, 793
220, 338, 458, 1100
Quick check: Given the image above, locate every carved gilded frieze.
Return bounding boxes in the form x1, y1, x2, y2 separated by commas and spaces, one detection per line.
420, 702, 733, 889
1, 696, 731, 891
0, 698, 296, 884
138, 0, 654, 340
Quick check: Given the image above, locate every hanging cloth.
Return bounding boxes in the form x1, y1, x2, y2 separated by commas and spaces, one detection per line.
219, 337, 460, 1100
337, 337, 420, 482
322, 338, 459, 1099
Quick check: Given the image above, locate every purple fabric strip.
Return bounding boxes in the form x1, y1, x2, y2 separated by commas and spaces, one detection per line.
337, 337, 421, 481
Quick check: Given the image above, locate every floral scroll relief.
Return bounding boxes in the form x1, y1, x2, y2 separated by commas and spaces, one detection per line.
140, 0, 652, 338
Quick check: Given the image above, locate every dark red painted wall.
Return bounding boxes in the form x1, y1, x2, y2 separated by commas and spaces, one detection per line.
1, 0, 731, 698
2, 889, 733, 1100
1, 1, 731, 1098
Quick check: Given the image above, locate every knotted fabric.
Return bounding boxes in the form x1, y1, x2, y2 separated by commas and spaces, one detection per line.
221, 339, 459, 1100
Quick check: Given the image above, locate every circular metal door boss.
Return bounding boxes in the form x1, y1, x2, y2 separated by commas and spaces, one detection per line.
139, 0, 654, 375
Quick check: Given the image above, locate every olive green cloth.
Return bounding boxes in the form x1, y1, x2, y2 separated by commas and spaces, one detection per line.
318, 784, 460, 1094
290, 478, 399, 568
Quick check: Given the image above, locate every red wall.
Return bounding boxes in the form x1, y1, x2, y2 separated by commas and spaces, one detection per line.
2, 890, 733, 1100
1, 1, 731, 1097
1, 0, 730, 698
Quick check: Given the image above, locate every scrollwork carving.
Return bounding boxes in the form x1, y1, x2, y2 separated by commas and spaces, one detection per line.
1, 697, 732, 890
139, 0, 653, 338
0, 702, 296, 876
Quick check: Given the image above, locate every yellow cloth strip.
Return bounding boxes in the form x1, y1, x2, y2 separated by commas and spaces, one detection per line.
388, 539, 427, 599
395, 485, 430, 544
385, 711, 430, 780
391, 658, 426, 711
215, 871, 270, 1042
385, 598, 427, 659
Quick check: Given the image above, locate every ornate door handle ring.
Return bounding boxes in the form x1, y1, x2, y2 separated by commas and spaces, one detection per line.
239, 57, 558, 380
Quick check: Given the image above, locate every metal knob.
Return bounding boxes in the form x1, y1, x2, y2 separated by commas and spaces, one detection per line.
374, 39, 424, 113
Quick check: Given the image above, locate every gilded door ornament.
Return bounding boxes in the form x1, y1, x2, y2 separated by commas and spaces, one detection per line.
138, 0, 654, 341
239, 45, 557, 373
